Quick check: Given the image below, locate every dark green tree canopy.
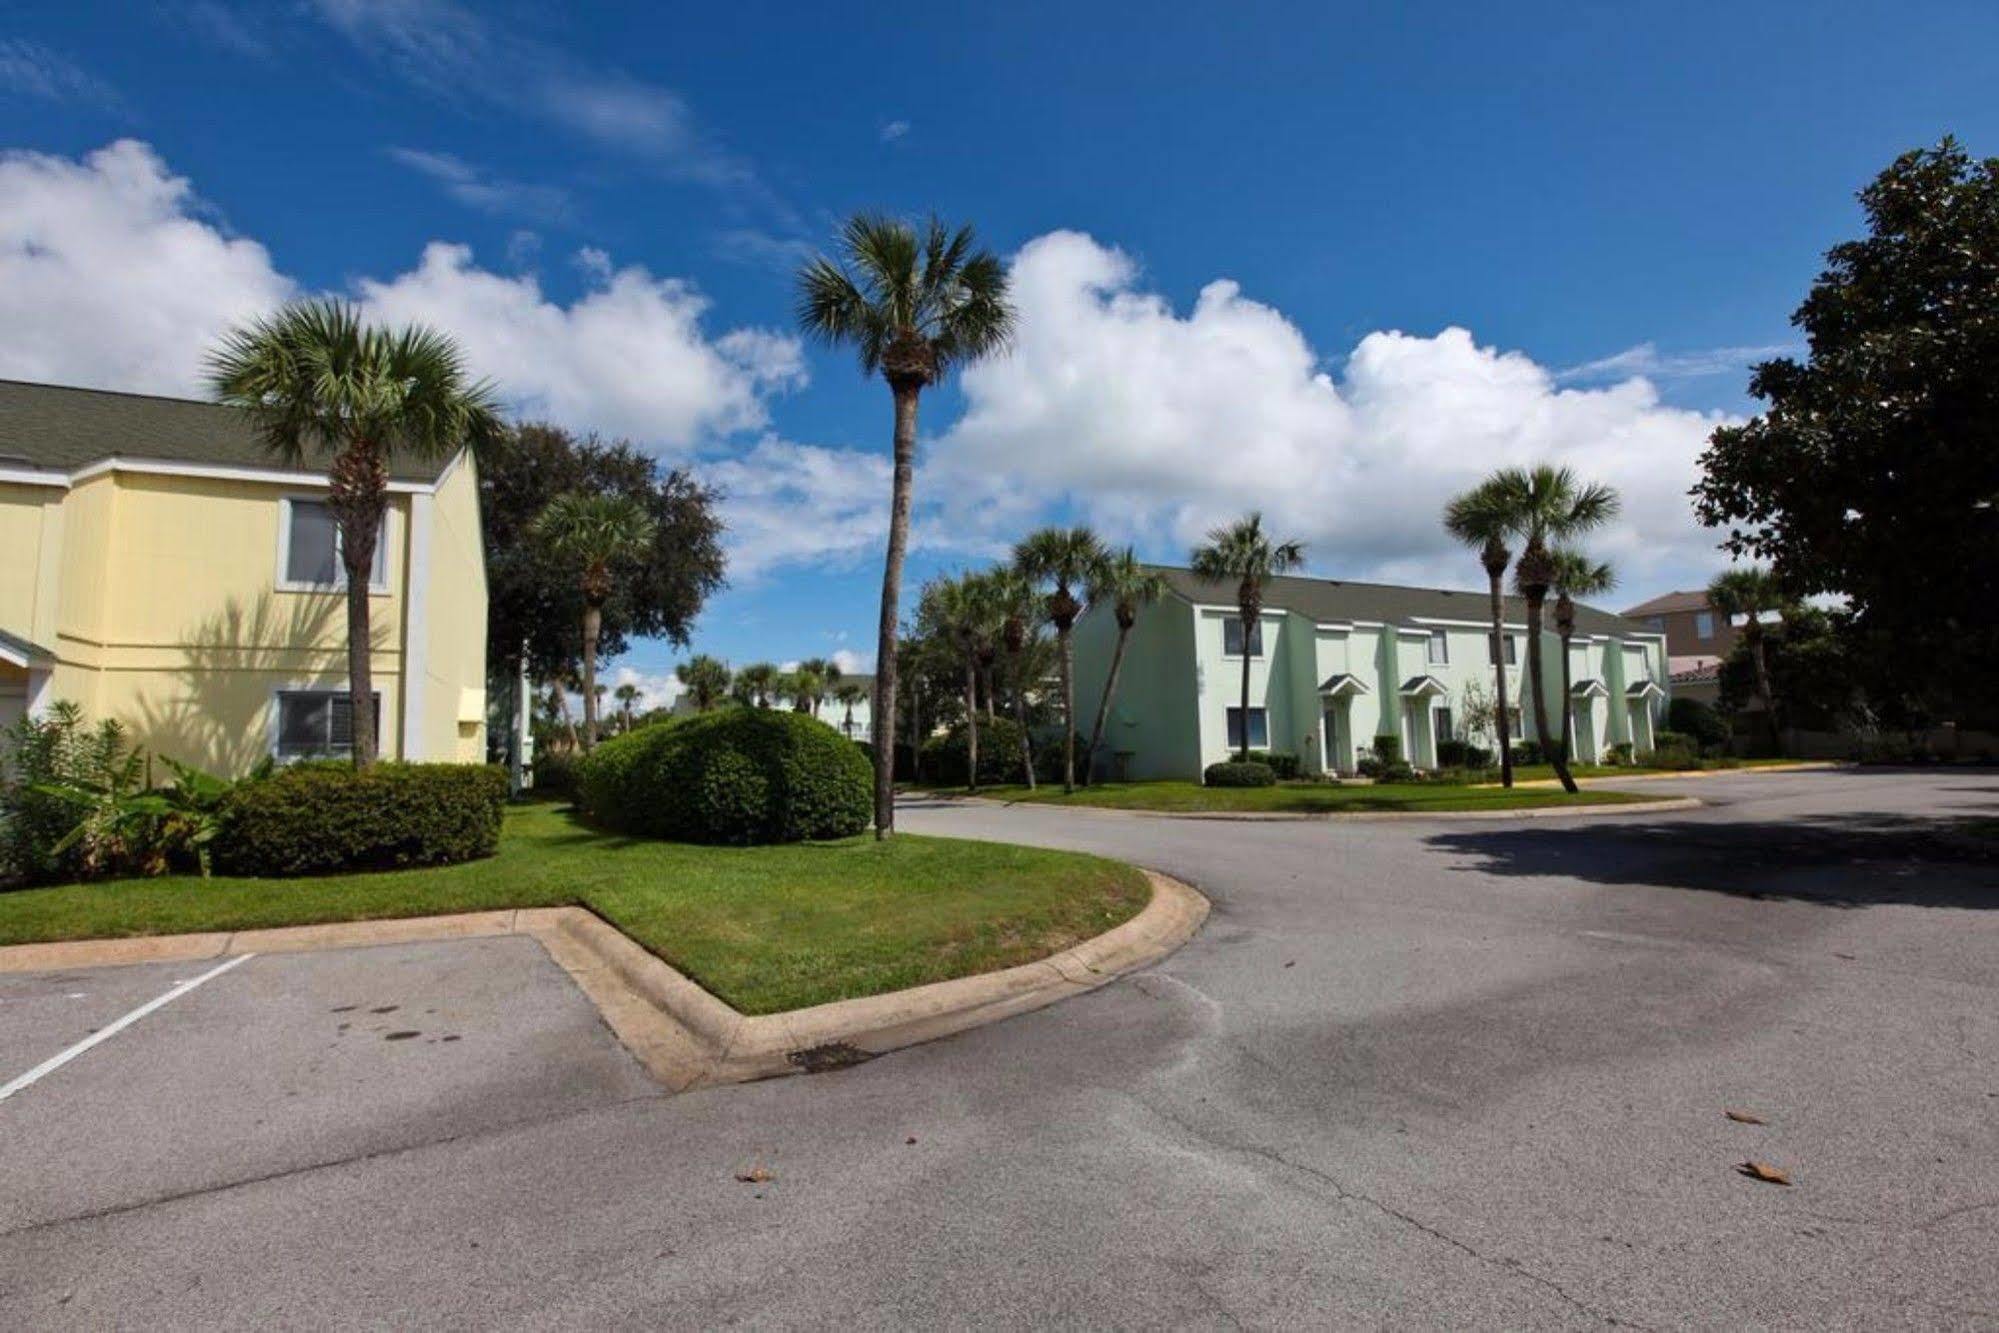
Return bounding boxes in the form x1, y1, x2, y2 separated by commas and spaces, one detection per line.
481, 423, 725, 681
1694, 139, 1999, 721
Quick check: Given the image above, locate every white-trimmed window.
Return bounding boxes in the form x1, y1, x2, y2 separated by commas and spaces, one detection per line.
275, 690, 381, 760
1225, 706, 1269, 750
1488, 632, 1517, 666
1434, 706, 1455, 745
1427, 629, 1449, 665
280, 499, 388, 591
1222, 617, 1263, 657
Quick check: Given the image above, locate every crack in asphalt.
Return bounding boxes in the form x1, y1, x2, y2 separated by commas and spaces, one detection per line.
0, 1090, 667, 1242
1143, 1098, 1641, 1329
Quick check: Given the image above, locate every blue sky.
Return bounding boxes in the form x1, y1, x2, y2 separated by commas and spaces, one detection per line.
5, 1, 1997, 705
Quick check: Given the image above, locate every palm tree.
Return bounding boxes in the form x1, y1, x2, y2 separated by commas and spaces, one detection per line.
735, 662, 776, 708
675, 655, 731, 713
835, 682, 867, 739
796, 658, 839, 716
1082, 548, 1167, 784
530, 492, 657, 751
1488, 466, 1620, 793
786, 664, 824, 715
1708, 565, 1787, 753
613, 682, 641, 731
796, 215, 1016, 837
208, 300, 501, 767
990, 566, 1042, 788
1189, 514, 1306, 763
1014, 527, 1107, 793
918, 574, 989, 792
1444, 478, 1523, 787
1544, 549, 1617, 768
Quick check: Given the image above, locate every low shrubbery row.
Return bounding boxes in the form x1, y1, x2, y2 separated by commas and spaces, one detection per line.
1203, 760, 1276, 787
216, 762, 506, 877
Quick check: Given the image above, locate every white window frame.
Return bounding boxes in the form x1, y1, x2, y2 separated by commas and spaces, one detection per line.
277, 496, 392, 595
270, 687, 384, 761
1225, 706, 1269, 751
1222, 616, 1264, 659
1426, 629, 1449, 665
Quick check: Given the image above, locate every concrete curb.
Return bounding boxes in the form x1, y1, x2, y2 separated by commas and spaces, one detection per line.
920, 793, 1705, 822
1492, 760, 1851, 790
0, 871, 1209, 1093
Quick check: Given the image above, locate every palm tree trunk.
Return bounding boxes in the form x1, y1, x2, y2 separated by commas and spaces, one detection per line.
1085, 624, 1131, 785
1058, 626, 1077, 793
870, 385, 920, 838
580, 603, 602, 751
964, 655, 980, 793
1525, 595, 1576, 792
1559, 626, 1575, 768
329, 444, 387, 768
1010, 662, 1036, 790
1488, 573, 1514, 788
1237, 611, 1253, 762
1750, 628, 1781, 756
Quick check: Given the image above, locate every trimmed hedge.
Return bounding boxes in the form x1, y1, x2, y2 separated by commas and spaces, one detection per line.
1204, 760, 1276, 788
920, 716, 1046, 788
1244, 750, 1301, 780
216, 762, 507, 877
577, 708, 871, 844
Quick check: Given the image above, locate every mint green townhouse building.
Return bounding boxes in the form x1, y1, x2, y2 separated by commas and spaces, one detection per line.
1070, 567, 1669, 780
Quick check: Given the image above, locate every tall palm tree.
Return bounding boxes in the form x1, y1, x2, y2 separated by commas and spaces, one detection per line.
1488, 466, 1620, 793
208, 300, 500, 767
796, 215, 1016, 838
835, 682, 867, 739
530, 492, 657, 751
1189, 514, 1306, 763
787, 664, 824, 715
1014, 527, 1107, 793
1444, 478, 1524, 787
1708, 565, 1787, 753
990, 566, 1042, 789
735, 662, 776, 708
613, 682, 641, 732
796, 657, 839, 716
1082, 548, 1167, 784
1544, 549, 1617, 768
675, 654, 731, 713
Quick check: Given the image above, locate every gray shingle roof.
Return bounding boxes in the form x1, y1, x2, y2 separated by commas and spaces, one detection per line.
1151, 565, 1650, 638
0, 379, 452, 483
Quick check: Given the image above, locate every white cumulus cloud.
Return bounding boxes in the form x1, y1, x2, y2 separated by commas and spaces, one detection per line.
933, 230, 1738, 595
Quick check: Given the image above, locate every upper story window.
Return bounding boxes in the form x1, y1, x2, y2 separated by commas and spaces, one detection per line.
282, 498, 387, 591
1646, 616, 1666, 632
1426, 629, 1449, 665
1694, 611, 1715, 640
1222, 616, 1263, 657
1488, 632, 1517, 666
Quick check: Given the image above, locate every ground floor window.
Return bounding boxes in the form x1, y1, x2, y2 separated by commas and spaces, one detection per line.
277, 690, 381, 760
1434, 706, 1454, 746
1225, 706, 1269, 751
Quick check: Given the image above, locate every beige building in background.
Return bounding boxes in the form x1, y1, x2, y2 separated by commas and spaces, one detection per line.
1, 379, 488, 775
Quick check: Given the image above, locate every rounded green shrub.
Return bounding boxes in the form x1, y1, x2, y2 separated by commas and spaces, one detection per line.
1666, 697, 1732, 755
1204, 760, 1276, 788
576, 708, 872, 844
921, 715, 1032, 788
216, 762, 507, 877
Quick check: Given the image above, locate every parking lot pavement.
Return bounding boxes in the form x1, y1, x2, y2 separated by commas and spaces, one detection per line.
0, 936, 662, 1232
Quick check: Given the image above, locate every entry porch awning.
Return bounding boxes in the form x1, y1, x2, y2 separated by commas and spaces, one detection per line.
1570, 678, 1610, 700
0, 628, 53, 671
1317, 672, 1371, 698
1398, 674, 1450, 699
1625, 679, 1666, 701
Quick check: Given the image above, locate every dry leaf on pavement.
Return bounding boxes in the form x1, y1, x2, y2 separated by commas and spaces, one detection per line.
735, 1167, 775, 1184
1736, 1161, 1791, 1185
1724, 1109, 1769, 1125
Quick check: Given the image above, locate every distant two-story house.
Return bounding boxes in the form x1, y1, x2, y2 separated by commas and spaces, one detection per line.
0, 379, 488, 775
1621, 589, 1746, 706
1070, 566, 1668, 780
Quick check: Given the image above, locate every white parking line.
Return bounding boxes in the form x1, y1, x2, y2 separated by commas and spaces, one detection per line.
0, 953, 255, 1105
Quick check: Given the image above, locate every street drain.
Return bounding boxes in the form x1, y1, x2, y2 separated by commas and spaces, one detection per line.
787, 1042, 873, 1074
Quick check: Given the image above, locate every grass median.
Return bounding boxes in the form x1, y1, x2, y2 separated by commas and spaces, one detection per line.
0, 802, 1151, 1015
924, 780, 1655, 814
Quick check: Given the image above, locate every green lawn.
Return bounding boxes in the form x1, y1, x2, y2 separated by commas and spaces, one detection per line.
929, 780, 1652, 814
0, 803, 1150, 1015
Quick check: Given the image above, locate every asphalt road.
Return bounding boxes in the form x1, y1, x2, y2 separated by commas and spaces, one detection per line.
1, 768, 1994, 1328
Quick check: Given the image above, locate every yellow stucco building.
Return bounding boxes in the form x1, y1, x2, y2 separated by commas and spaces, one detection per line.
1, 379, 488, 774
